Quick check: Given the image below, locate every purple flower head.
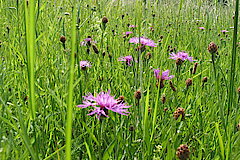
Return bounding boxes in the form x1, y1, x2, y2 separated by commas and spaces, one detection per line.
221, 30, 229, 33
118, 55, 133, 66
80, 37, 96, 46
129, 37, 157, 47
77, 91, 131, 119
124, 31, 133, 35
199, 27, 205, 30
128, 25, 136, 28
80, 61, 92, 70
169, 51, 194, 62
153, 69, 174, 80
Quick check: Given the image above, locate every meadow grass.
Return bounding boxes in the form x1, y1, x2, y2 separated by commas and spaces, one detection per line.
0, 0, 240, 159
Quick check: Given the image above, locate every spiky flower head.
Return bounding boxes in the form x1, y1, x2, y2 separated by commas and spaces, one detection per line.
129, 37, 157, 47
80, 61, 92, 70
118, 55, 133, 66
153, 69, 174, 81
176, 144, 190, 160
169, 51, 194, 62
77, 90, 131, 120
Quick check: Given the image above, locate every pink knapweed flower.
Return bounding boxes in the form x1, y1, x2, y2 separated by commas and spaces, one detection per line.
153, 69, 174, 80
169, 51, 194, 62
199, 27, 205, 30
221, 30, 229, 33
118, 55, 133, 66
77, 91, 131, 119
80, 61, 91, 70
128, 25, 136, 28
80, 38, 96, 46
129, 37, 157, 47
125, 31, 133, 35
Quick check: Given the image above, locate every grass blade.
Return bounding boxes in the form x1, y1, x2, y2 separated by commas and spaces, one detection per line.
65, 5, 77, 160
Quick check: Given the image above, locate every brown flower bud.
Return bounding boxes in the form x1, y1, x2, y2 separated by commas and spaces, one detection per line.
129, 125, 135, 131
163, 107, 168, 112
134, 90, 141, 100
237, 123, 240, 131
202, 77, 208, 83
117, 96, 125, 104
169, 80, 176, 92
176, 144, 190, 160
186, 78, 193, 88
60, 35, 66, 43
236, 87, 240, 94
176, 58, 183, 66
161, 94, 166, 104
92, 44, 99, 54
208, 42, 218, 54
145, 52, 152, 60
102, 16, 108, 24
173, 107, 185, 120
192, 62, 198, 74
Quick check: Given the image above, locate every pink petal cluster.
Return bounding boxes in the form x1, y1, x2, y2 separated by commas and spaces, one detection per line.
153, 69, 174, 80
80, 38, 96, 46
199, 27, 205, 30
128, 25, 136, 28
129, 37, 157, 47
221, 30, 229, 33
169, 51, 194, 62
80, 61, 92, 69
77, 91, 131, 119
118, 55, 133, 66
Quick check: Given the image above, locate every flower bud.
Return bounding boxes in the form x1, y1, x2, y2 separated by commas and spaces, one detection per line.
173, 107, 185, 120
176, 144, 190, 160
208, 42, 218, 54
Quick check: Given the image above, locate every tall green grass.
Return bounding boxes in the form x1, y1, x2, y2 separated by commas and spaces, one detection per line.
65, 4, 77, 160
1, 0, 240, 159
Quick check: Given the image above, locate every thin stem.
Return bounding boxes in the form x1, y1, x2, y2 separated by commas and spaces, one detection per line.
65, 5, 77, 160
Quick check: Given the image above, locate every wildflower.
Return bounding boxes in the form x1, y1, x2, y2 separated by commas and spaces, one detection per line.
153, 69, 174, 80
192, 62, 198, 74
237, 123, 240, 131
125, 31, 133, 35
60, 35, 66, 43
199, 27, 205, 30
173, 107, 185, 120
123, 31, 133, 38
77, 90, 131, 119
134, 90, 141, 100
161, 94, 166, 104
202, 77, 208, 83
80, 37, 96, 46
169, 51, 194, 62
176, 144, 190, 160
128, 24, 136, 28
102, 16, 108, 24
118, 55, 133, 66
80, 61, 91, 70
221, 30, 229, 33
129, 37, 157, 47
186, 78, 193, 88
208, 42, 218, 54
